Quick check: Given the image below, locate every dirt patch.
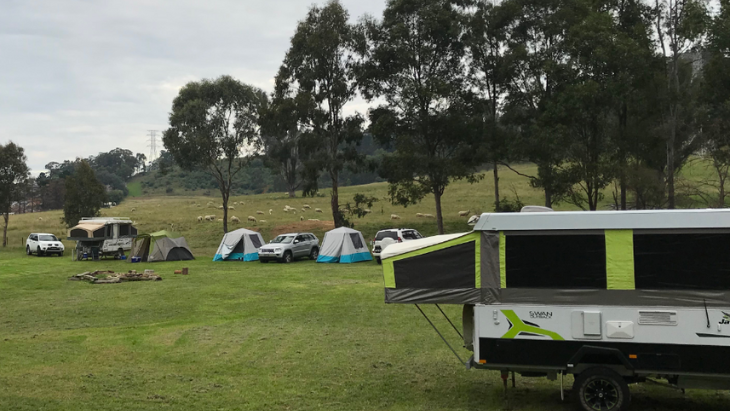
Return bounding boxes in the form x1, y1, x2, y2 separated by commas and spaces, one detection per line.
272, 220, 335, 236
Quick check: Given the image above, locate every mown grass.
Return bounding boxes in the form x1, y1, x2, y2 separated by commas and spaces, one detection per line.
2, 249, 728, 411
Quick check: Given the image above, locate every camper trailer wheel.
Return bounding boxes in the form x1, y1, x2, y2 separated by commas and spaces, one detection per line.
26, 245, 31, 255
574, 367, 630, 411
281, 251, 293, 263
309, 247, 319, 260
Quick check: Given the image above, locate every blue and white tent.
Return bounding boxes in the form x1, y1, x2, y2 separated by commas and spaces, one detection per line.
316, 227, 372, 263
213, 228, 265, 262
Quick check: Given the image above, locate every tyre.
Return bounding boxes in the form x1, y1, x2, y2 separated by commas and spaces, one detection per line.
309, 247, 319, 260
376, 257, 381, 265
573, 367, 631, 411
37, 246, 43, 257
58, 251, 64, 257
281, 251, 293, 263
26, 245, 31, 256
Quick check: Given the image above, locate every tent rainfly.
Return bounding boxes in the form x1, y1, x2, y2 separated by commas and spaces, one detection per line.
213, 228, 265, 261
316, 227, 372, 263
130, 230, 194, 262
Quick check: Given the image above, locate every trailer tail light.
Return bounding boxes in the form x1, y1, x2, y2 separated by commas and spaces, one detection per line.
478, 359, 487, 364
629, 354, 637, 359
397, 237, 402, 243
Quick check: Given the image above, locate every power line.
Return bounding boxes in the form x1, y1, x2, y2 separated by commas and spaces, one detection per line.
147, 130, 159, 161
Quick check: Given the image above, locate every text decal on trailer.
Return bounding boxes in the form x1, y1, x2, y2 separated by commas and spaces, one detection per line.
720, 311, 730, 325
529, 311, 553, 319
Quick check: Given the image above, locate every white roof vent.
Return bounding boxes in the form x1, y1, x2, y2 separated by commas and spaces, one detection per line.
520, 206, 554, 213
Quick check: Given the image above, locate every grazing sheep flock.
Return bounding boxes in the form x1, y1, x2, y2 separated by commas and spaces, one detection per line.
256, 210, 264, 215
314, 208, 323, 213
231, 216, 240, 223
247, 216, 257, 222
390, 214, 401, 220
416, 213, 424, 217
458, 210, 470, 217
197, 216, 203, 222
423, 214, 435, 218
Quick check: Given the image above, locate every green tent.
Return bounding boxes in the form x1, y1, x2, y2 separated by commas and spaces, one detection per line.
130, 230, 194, 262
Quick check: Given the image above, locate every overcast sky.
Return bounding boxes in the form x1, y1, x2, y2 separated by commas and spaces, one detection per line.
0, 0, 385, 175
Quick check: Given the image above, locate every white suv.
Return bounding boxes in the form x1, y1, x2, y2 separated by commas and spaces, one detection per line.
26, 233, 65, 256
371, 228, 423, 264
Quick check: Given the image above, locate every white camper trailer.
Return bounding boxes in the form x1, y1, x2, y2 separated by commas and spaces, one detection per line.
381, 209, 730, 411
67, 217, 137, 260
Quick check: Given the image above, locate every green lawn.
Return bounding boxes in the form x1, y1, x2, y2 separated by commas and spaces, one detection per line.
126, 181, 142, 198
1, 250, 728, 410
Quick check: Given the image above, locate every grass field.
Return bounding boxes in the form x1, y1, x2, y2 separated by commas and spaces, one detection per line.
2, 250, 729, 411
2, 162, 730, 410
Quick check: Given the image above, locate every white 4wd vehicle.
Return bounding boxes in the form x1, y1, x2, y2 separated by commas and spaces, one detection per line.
371, 228, 423, 264
26, 233, 65, 256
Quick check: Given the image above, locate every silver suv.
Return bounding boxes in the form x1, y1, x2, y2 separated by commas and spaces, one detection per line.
371, 228, 423, 264
258, 232, 319, 263
26, 233, 65, 256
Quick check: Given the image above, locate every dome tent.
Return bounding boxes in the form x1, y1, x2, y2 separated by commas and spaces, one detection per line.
316, 227, 372, 263
213, 228, 265, 261
130, 230, 194, 262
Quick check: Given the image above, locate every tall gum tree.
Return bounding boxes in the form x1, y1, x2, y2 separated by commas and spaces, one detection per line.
163, 75, 265, 233
276, 0, 364, 227
0, 142, 29, 247
359, 0, 484, 234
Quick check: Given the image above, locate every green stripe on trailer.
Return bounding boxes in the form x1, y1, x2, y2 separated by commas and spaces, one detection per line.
605, 229, 635, 290
499, 232, 506, 288
500, 310, 564, 340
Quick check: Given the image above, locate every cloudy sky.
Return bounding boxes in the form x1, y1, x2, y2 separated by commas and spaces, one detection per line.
0, 0, 385, 175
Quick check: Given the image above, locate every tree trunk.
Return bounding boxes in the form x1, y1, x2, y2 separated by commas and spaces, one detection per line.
493, 161, 500, 211
331, 172, 341, 228
544, 187, 552, 209
2, 212, 8, 247
666, 131, 675, 209
434, 189, 444, 235
288, 189, 296, 198
620, 176, 627, 210
220, 184, 229, 234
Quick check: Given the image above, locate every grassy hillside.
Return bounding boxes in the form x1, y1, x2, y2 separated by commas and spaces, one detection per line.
3, 163, 548, 256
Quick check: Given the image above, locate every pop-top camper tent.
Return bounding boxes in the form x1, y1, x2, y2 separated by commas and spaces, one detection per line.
381, 209, 730, 409
316, 227, 372, 263
213, 228, 265, 261
130, 230, 194, 262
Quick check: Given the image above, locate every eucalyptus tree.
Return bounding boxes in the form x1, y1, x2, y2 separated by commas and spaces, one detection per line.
653, 0, 709, 208
501, 0, 582, 208
62, 160, 106, 228
258, 93, 304, 198
359, 0, 483, 234
0, 142, 29, 246
464, 0, 518, 210
276, 0, 364, 227
163, 75, 265, 233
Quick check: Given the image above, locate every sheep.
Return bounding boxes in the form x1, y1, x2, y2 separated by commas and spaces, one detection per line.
217, 219, 223, 222
131, 208, 136, 212
38, 217, 43, 221
458, 210, 470, 217
256, 210, 265, 215
314, 208, 323, 213
233, 202, 238, 206
283, 206, 294, 213
228, 206, 235, 210
301, 208, 306, 212
300, 216, 304, 221
423, 214, 435, 218
303, 204, 311, 209
364, 209, 371, 214
218, 205, 224, 210
308, 219, 320, 222
231, 216, 240, 223
197, 216, 203, 222
269, 209, 273, 215
390, 214, 401, 220
247, 216, 257, 223
259, 219, 267, 223
416, 213, 424, 218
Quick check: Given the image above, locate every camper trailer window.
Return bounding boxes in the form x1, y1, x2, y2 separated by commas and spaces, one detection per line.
506, 234, 606, 288
119, 224, 130, 236
634, 233, 730, 290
